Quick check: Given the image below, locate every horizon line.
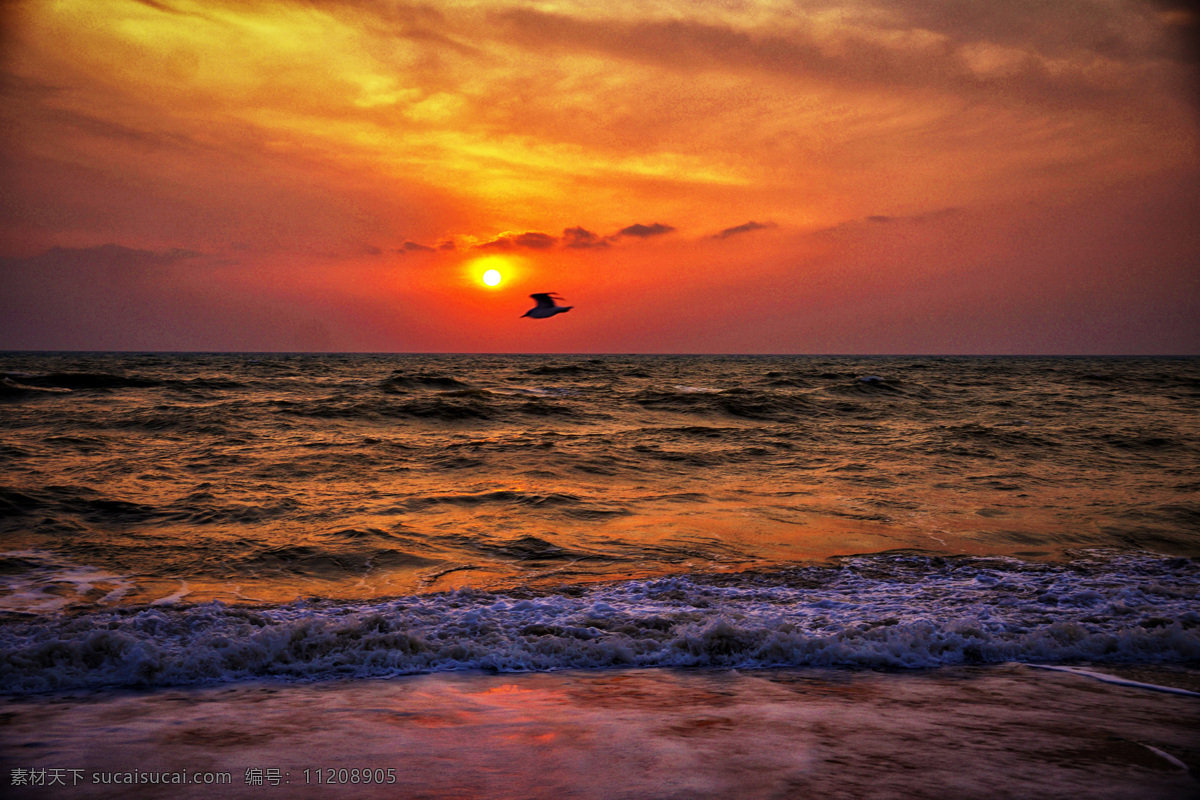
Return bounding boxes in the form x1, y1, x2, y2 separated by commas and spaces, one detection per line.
3, 350, 1198, 358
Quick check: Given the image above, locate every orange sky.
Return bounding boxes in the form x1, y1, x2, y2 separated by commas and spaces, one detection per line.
1, 0, 1197, 353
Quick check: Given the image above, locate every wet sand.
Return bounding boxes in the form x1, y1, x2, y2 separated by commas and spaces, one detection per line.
3, 664, 1198, 799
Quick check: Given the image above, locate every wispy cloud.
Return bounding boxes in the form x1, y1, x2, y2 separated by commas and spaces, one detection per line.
477, 231, 559, 250
713, 220, 775, 239
618, 222, 676, 238
471, 223, 680, 250
490, 3, 1198, 110
561, 226, 609, 249
2, 244, 203, 276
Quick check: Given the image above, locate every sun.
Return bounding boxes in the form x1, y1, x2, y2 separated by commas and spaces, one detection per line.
467, 254, 521, 288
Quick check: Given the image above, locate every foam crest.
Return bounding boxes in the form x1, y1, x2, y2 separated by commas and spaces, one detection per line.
0, 550, 134, 613
1, 551, 1196, 693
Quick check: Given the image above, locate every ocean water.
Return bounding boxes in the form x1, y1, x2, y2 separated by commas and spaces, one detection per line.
1, 353, 1198, 694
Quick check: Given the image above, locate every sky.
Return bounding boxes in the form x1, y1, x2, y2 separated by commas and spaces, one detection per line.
1, 0, 1197, 354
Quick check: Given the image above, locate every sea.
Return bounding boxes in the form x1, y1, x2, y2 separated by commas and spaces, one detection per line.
2, 353, 1198, 797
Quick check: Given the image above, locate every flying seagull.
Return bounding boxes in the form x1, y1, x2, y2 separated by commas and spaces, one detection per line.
522, 292, 573, 319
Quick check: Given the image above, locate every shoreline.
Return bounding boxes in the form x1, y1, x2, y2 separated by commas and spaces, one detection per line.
4, 663, 1199, 799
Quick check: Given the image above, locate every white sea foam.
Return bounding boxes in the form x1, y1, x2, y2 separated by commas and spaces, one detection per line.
1138, 744, 1191, 771
1, 551, 1197, 693
1026, 664, 1200, 697
0, 550, 135, 613
150, 581, 191, 607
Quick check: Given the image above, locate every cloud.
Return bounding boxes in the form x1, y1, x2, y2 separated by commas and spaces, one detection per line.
1, 244, 201, 279
1, 244, 207, 347
0, 240, 365, 351
468, 224, 684, 250
397, 240, 435, 254
812, 208, 964, 239
476, 238, 514, 250
478, 231, 558, 249
561, 226, 609, 248
452, 222, 692, 252
713, 220, 775, 239
128, 0, 217, 21
512, 231, 557, 249
618, 222, 676, 238
489, 5, 1196, 113
871, 0, 1194, 63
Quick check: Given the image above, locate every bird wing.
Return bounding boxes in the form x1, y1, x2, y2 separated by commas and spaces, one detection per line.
529, 293, 561, 308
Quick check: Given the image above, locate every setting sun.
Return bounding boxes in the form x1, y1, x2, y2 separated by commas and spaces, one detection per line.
466, 254, 518, 291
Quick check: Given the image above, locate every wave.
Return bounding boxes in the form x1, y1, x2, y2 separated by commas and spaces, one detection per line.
1, 377, 72, 400
1, 371, 161, 392
2, 551, 1196, 694
516, 398, 579, 417
632, 387, 814, 421
276, 394, 498, 421
0, 485, 160, 524
934, 423, 1062, 452
523, 363, 605, 376
233, 545, 438, 575
428, 533, 624, 563
822, 375, 931, 397
0, 485, 303, 527
379, 371, 473, 392
403, 490, 589, 510
401, 490, 630, 520
160, 377, 249, 399
273, 390, 590, 423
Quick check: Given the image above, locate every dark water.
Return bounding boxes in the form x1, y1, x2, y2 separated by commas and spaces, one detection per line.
1, 353, 1198, 692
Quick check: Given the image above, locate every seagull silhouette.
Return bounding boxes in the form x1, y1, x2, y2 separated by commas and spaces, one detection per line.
521, 293, 573, 319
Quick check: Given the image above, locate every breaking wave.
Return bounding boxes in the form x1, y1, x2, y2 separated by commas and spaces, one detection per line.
2, 551, 1196, 694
